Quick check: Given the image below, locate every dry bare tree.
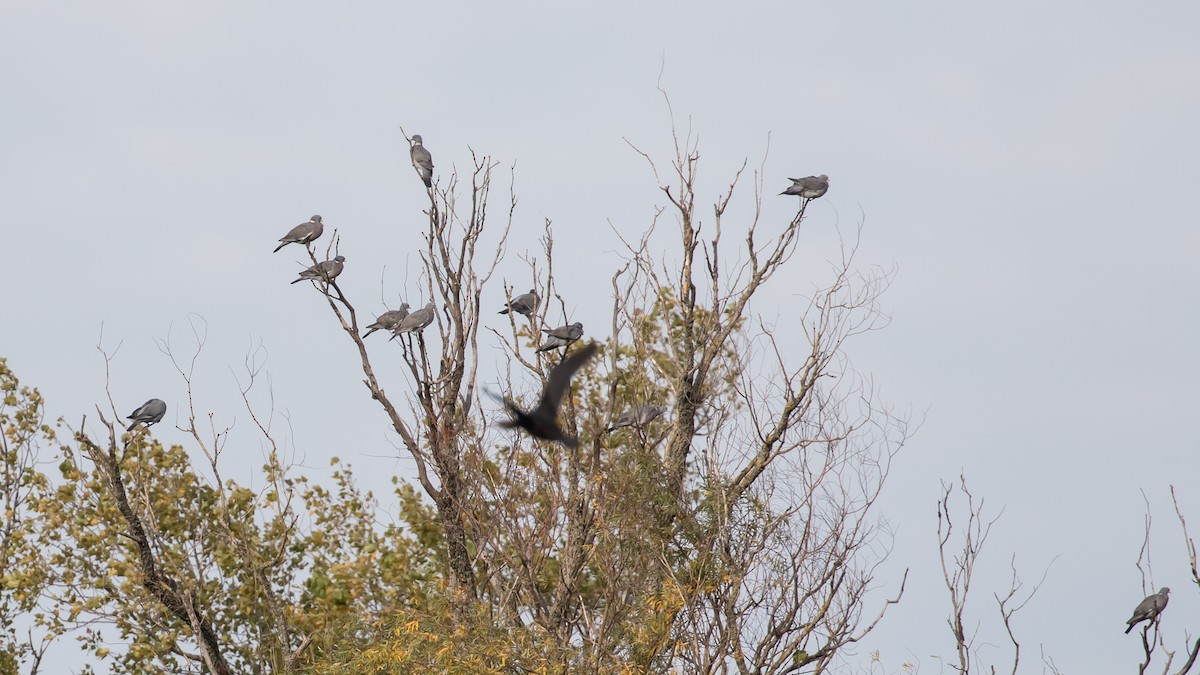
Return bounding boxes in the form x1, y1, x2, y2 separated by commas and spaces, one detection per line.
1128, 488, 1200, 675
936, 475, 1052, 675
301, 107, 913, 672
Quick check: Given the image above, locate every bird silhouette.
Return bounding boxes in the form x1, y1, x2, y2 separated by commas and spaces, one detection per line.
291, 256, 345, 285
273, 215, 324, 253
410, 135, 434, 188
536, 322, 583, 352
499, 288, 538, 316
607, 404, 667, 432
780, 175, 829, 199
126, 398, 167, 431
363, 303, 410, 338
1125, 587, 1170, 634
496, 342, 598, 448
389, 301, 436, 339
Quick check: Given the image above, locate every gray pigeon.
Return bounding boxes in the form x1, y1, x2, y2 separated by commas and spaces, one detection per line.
411, 135, 434, 188
499, 289, 538, 317
607, 404, 667, 432
780, 175, 830, 199
363, 303, 411, 338
1125, 587, 1170, 634
273, 215, 325, 253
536, 322, 583, 352
291, 255, 346, 285
126, 398, 167, 431
390, 301, 436, 338
497, 342, 598, 449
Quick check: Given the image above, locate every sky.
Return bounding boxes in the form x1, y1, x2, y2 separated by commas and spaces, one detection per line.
3, 1, 1200, 672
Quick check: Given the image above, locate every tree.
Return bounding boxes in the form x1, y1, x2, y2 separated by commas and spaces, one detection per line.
0, 115, 909, 673
1124, 488, 1200, 675
0, 358, 55, 673
301, 116, 909, 671
935, 475, 1053, 675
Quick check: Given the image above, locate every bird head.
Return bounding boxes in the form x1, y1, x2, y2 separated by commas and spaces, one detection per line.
334, 255, 346, 262
412, 134, 424, 144
311, 215, 322, 223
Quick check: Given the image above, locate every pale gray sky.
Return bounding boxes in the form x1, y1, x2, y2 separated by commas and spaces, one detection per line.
4, 2, 1200, 672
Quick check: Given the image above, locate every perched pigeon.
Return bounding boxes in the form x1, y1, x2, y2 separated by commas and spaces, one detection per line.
499, 289, 538, 317
390, 301, 436, 338
497, 342, 598, 449
273, 215, 325, 253
536, 322, 583, 352
363, 303, 411, 338
1126, 587, 1170, 634
607, 404, 667, 432
410, 135, 434, 188
291, 256, 346, 285
126, 398, 167, 432
780, 175, 829, 200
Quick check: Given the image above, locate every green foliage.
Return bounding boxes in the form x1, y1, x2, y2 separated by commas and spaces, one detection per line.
0, 358, 55, 671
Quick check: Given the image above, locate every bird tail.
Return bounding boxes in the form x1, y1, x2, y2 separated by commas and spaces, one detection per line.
498, 308, 509, 315
290, 277, 305, 285
126, 420, 139, 432
536, 344, 553, 353
362, 327, 378, 339
273, 241, 288, 253
422, 175, 432, 188
1125, 624, 1134, 634
560, 434, 579, 449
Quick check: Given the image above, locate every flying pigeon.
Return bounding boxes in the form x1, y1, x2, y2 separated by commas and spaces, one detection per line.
363, 303, 411, 338
1125, 587, 1170, 634
410, 135, 434, 188
126, 398, 167, 431
273, 215, 324, 253
499, 289, 538, 317
290, 256, 346, 285
390, 301, 436, 338
496, 342, 598, 449
780, 175, 830, 199
536, 322, 583, 352
607, 404, 667, 432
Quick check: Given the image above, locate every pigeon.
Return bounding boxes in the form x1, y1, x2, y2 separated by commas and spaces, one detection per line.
536, 322, 583, 352
499, 289, 538, 317
607, 404, 667, 432
496, 342, 598, 449
390, 301, 436, 338
273, 215, 325, 253
363, 303, 411, 338
410, 135, 434, 188
126, 398, 167, 432
780, 175, 830, 200
290, 256, 346, 285
1125, 587, 1170, 634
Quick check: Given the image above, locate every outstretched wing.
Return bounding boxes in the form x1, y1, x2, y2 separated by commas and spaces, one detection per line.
537, 343, 598, 417
485, 389, 526, 430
